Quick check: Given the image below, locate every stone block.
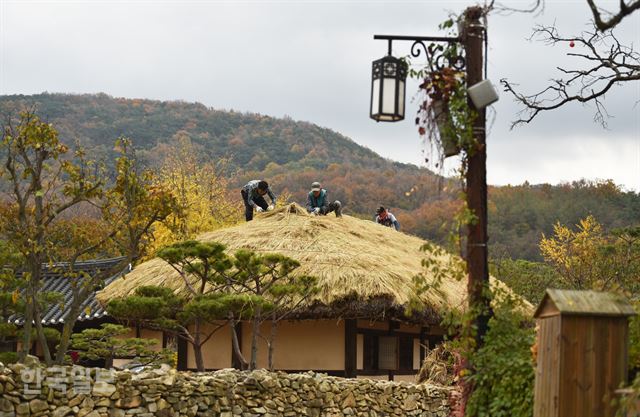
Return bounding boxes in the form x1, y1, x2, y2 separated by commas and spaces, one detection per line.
29, 399, 49, 413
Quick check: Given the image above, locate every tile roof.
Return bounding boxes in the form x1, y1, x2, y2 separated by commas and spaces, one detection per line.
8, 257, 129, 326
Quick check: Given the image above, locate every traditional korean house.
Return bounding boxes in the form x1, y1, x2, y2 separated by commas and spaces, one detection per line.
97, 204, 515, 381
5, 257, 129, 362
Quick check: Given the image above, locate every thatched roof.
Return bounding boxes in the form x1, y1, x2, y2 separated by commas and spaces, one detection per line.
97, 204, 521, 323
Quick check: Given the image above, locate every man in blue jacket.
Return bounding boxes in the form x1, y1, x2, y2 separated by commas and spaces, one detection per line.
306, 181, 342, 217
241, 180, 277, 221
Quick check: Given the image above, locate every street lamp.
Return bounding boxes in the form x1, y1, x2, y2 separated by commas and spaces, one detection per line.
370, 53, 408, 122
370, 7, 493, 345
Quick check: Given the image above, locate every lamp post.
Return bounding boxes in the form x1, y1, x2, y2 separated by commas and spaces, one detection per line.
371, 6, 492, 344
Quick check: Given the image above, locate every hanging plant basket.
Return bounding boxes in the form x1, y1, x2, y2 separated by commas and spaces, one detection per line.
432, 99, 461, 158
416, 67, 475, 161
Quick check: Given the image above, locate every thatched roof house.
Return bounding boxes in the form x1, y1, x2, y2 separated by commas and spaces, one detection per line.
97, 204, 512, 379
98, 204, 484, 319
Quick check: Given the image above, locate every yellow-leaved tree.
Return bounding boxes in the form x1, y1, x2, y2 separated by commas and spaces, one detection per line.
539, 215, 640, 294
148, 135, 242, 255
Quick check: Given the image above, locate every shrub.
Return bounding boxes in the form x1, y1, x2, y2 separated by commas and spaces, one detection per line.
0, 351, 18, 364
465, 292, 535, 417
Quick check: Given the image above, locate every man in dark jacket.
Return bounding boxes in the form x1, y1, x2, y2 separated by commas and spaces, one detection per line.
241, 180, 276, 221
375, 206, 400, 231
306, 181, 342, 217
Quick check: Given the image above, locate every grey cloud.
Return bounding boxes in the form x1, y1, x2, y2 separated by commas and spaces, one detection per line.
0, 0, 638, 190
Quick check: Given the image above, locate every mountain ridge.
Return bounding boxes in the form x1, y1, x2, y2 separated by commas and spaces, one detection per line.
0, 92, 423, 172
1, 93, 638, 261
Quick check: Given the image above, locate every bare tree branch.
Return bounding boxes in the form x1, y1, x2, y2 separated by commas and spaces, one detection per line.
501, 24, 640, 128
490, 0, 544, 15
586, 0, 640, 31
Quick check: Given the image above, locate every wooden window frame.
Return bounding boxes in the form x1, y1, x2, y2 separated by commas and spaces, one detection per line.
358, 328, 420, 374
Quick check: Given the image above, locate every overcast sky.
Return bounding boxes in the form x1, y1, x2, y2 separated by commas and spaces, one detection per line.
1, 0, 639, 191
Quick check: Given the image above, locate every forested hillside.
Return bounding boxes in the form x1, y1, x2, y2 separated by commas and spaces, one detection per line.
1, 93, 638, 260
488, 180, 639, 260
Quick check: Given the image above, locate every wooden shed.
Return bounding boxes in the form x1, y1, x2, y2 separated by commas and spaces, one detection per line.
533, 289, 636, 417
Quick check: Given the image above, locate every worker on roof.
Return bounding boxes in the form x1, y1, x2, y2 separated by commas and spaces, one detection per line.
241, 180, 276, 221
306, 181, 342, 217
375, 206, 400, 231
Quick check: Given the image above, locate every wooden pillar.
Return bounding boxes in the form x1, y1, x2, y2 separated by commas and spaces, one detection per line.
463, 5, 492, 346
419, 326, 428, 362
391, 320, 399, 380
344, 319, 357, 378
389, 320, 399, 334
177, 336, 188, 371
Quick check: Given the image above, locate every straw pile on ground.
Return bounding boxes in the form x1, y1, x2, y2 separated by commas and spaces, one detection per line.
416, 345, 458, 385
97, 203, 519, 322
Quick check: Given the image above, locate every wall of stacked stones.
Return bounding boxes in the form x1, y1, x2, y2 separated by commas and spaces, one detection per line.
0, 360, 451, 417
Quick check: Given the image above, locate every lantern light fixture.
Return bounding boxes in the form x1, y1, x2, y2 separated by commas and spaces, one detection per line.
370, 53, 408, 122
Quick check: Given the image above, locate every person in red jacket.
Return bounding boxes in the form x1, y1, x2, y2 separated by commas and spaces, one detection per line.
375, 206, 400, 231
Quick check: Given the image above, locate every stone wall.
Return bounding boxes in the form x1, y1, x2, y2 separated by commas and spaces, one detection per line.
0, 359, 451, 417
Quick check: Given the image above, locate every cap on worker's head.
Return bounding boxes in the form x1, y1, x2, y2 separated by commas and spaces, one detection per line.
376, 206, 386, 215
311, 181, 321, 191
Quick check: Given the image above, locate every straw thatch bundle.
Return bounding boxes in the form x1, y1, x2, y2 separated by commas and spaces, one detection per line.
97, 203, 522, 323
416, 345, 457, 385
